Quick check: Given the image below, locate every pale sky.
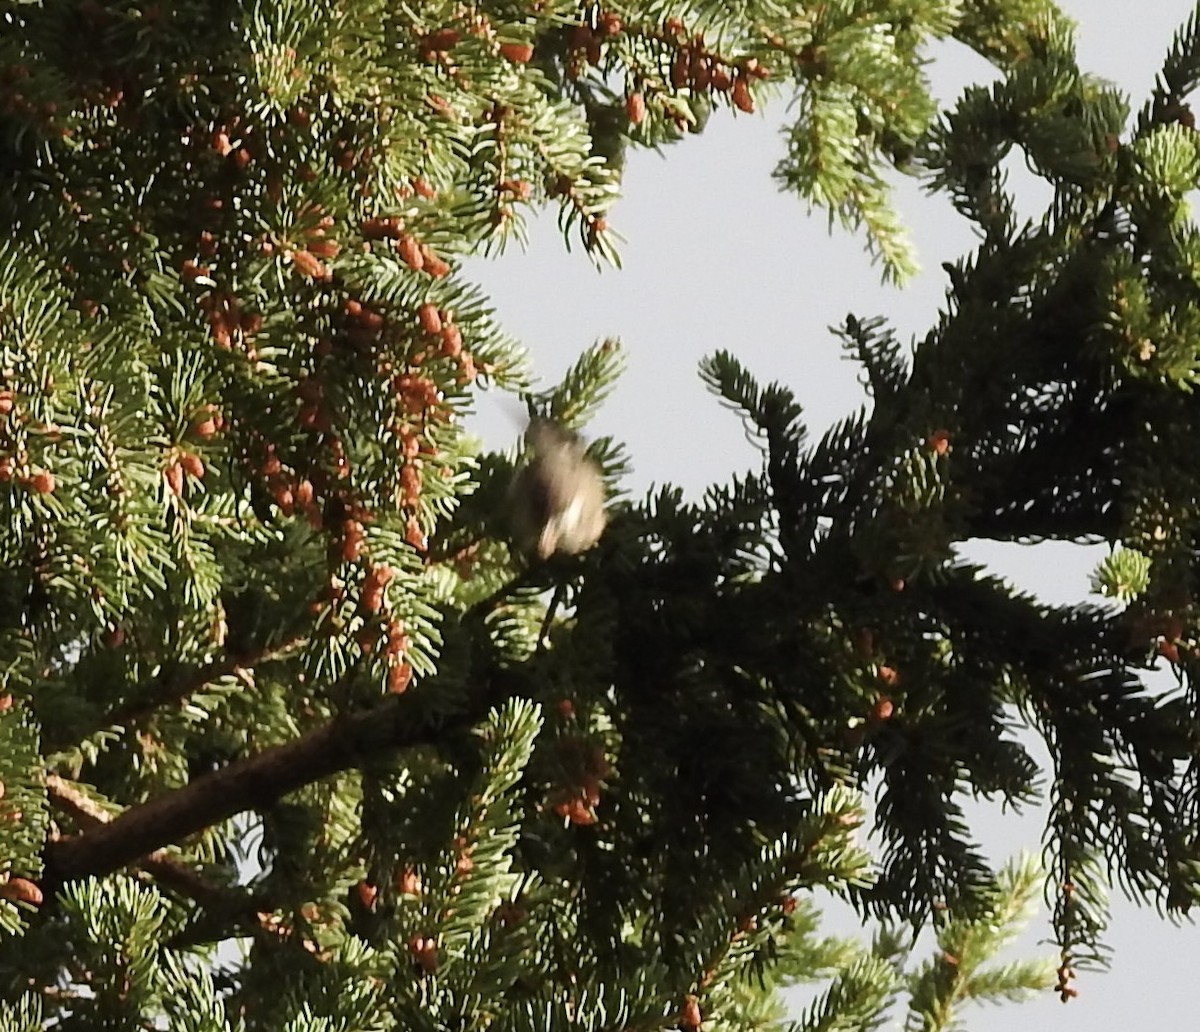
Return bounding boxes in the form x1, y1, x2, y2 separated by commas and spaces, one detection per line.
463, 1, 1200, 1027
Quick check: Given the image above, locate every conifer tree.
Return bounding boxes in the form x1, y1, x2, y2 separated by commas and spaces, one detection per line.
1, 0, 1199, 1028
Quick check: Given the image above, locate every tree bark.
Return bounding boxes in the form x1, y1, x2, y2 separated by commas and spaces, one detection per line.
42, 691, 447, 890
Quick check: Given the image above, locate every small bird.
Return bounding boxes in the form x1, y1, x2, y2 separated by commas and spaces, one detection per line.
509, 419, 607, 559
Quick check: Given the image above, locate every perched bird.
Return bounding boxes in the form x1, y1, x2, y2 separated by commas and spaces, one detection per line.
509, 419, 607, 559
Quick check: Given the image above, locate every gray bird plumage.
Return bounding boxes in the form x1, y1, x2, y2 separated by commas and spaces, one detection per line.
509, 419, 607, 559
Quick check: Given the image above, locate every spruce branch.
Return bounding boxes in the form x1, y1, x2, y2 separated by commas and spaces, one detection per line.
108, 633, 310, 736
41, 688, 481, 892
44, 633, 310, 753
44, 774, 262, 917
1135, 6, 1200, 136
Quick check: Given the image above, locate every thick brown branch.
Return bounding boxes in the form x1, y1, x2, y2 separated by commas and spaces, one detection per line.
45, 774, 261, 913
42, 689, 452, 891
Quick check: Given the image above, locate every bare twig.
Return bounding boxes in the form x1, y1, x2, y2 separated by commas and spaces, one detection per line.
47, 634, 308, 751
108, 633, 308, 731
